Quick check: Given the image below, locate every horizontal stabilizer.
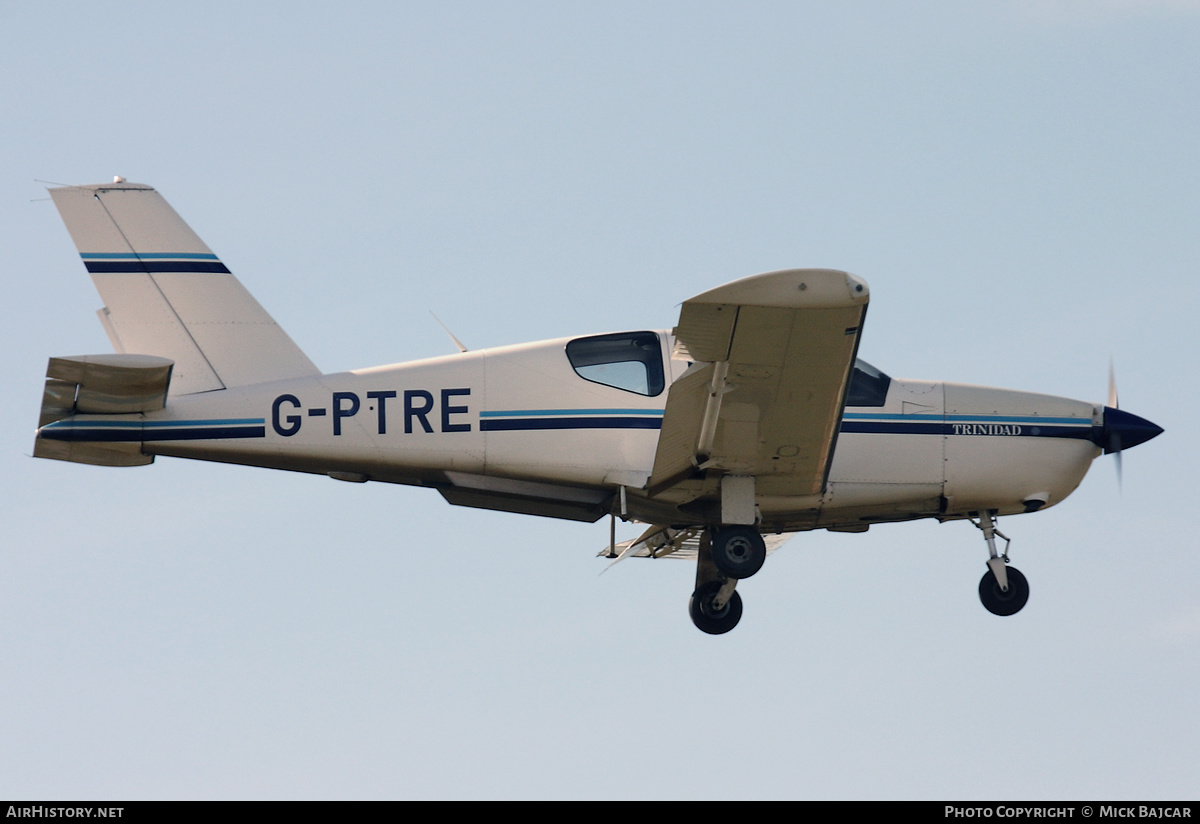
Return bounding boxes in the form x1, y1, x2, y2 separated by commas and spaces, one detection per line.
41, 354, 173, 421
33, 354, 173, 466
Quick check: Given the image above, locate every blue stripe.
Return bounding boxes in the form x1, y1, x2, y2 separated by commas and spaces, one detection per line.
81, 253, 221, 260
144, 418, 264, 427
481, 408, 663, 418
45, 418, 263, 429
945, 414, 1088, 425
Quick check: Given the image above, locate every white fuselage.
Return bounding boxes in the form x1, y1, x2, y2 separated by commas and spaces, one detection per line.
47, 331, 1102, 533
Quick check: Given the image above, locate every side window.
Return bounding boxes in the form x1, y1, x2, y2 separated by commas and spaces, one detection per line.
846, 359, 891, 407
566, 332, 665, 396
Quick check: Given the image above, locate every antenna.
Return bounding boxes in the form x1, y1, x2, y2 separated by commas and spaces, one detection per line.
429, 311, 468, 353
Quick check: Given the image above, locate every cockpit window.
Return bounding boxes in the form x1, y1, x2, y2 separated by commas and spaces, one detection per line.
846, 359, 891, 407
566, 332, 665, 396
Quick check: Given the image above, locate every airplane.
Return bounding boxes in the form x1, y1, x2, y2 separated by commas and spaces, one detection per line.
32, 179, 1164, 634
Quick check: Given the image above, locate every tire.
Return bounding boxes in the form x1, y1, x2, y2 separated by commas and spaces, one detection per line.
710, 526, 767, 579
978, 566, 1030, 616
689, 581, 743, 634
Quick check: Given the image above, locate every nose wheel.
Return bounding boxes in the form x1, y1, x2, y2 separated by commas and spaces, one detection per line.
979, 566, 1030, 616
972, 511, 1030, 616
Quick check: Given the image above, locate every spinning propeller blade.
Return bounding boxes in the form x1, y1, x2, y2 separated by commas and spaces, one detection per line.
1110, 361, 1122, 486
1092, 362, 1162, 487
1108, 360, 1119, 408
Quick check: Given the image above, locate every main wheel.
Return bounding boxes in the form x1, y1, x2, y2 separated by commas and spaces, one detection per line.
689, 581, 743, 635
978, 566, 1030, 616
710, 526, 767, 579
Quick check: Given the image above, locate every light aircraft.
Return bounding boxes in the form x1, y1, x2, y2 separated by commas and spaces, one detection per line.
33, 180, 1163, 634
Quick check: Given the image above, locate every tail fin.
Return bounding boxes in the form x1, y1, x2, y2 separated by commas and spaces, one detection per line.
48, 181, 320, 395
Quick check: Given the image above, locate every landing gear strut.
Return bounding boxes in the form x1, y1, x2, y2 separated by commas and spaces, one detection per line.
973, 511, 1029, 616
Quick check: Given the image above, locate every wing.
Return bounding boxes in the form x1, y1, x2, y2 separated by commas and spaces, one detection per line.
647, 268, 868, 517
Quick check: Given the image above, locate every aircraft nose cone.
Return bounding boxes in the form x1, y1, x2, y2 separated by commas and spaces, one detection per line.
1093, 406, 1164, 454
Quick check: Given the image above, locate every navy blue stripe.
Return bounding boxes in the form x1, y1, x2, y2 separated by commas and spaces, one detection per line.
841, 421, 1094, 439
481, 417, 663, 432
84, 261, 231, 274
143, 426, 266, 441
42, 426, 265, 442
840, 421, 945, 436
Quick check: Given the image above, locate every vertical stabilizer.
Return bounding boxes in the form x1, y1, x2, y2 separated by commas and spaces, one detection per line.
49, 182, 320, 395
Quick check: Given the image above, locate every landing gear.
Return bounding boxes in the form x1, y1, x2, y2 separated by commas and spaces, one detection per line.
710, 525, 767, 579
979, 566, 1030, 616
689, 580, 743, 635
687, 526, 765, 634
972, 510, 1029, 617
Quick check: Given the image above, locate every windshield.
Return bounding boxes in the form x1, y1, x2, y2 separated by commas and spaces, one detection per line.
846, 359, 891, 407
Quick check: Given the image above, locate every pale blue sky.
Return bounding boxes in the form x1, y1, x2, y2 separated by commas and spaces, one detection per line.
1, 2, 1197, 799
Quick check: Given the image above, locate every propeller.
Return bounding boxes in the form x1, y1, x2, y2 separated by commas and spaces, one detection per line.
1092, 360, 1163, 487
1109, 361, 1122, 486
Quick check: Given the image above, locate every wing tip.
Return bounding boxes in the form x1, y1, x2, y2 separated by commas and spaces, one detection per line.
689, 268, 869, 308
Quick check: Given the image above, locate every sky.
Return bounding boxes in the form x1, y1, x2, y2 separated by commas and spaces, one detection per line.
1, 1, 1197, 800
